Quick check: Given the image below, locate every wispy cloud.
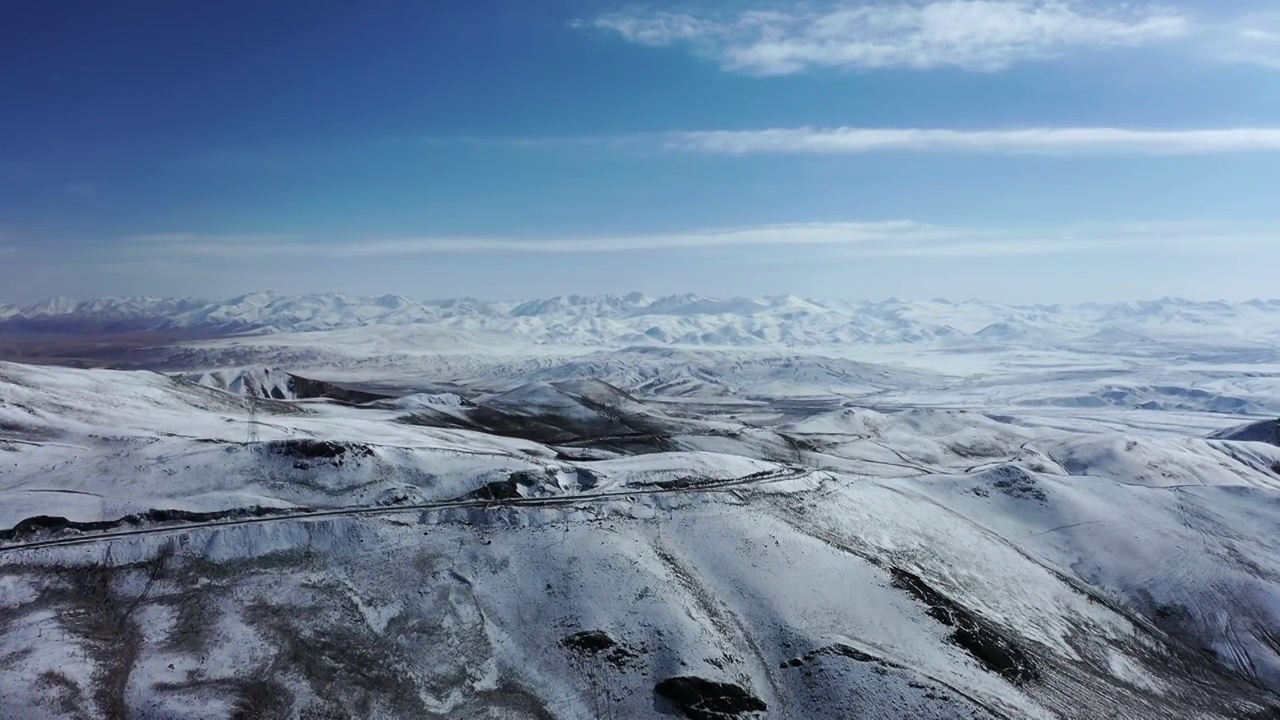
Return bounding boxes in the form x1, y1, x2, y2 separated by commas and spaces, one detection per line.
580, 1, 1190, 74
131, 232, 298, 246
663, 127, 1280, 155
419, 126, 1280, 156
118, 220, 1277, 261
1215, 13, 1280, 68
129, 222, 944, 258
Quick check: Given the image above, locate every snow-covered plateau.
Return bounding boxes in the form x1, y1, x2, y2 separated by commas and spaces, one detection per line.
2, 294, 1280, 718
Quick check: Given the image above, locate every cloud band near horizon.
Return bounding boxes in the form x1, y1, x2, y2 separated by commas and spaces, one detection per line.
5, 220, 1276, 304
662, 127, 1280, 155
427, 126, 1280, 156
93, 220, 1280, 260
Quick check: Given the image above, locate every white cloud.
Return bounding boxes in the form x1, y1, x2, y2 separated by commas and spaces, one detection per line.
130, 222, 943, 258
1215, 14, 1280, 68
425, 126, 1280, 156
583, 1, 1190, 74
663, 126, 1280, 155
116, 219, 1276, 261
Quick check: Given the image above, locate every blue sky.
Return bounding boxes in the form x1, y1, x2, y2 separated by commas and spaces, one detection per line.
3, 0, 1280, 302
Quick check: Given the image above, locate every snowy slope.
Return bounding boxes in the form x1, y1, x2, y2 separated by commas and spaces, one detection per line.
182, 366, 392, 403
1212, 418, 1280, 446
3, 361, 1280, 718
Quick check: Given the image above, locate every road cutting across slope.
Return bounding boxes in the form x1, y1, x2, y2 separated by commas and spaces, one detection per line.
0, 464, 815, 554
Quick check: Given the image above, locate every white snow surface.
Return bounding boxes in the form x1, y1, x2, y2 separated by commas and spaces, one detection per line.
12, 293, 1262, 414
1, 358, 1279, 718
3, 294, 1280, 718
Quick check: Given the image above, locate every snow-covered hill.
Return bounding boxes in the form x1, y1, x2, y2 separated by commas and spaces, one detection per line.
4, 292, 1280, 349
4, 360, 1280, 718
1212, 418, 1280, 446
183, 366, 392, 404
186, 367, 301, 399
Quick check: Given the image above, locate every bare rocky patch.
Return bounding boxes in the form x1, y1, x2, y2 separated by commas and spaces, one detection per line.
560, 630, 641, 669
971, 464, 1047, 503
654, 676, 767, 720
891, 567, 1040, 685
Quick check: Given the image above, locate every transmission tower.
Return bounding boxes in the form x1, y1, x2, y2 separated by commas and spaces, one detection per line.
246, 378, 261, 444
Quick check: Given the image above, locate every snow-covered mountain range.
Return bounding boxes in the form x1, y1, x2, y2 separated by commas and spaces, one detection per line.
4, 360, 1280, 718
5, 286, 1280, 717
5, 292, 1280, 348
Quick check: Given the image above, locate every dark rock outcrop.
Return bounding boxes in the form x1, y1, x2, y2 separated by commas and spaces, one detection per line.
654, 676, 766, 720
891, 568, 1040, 685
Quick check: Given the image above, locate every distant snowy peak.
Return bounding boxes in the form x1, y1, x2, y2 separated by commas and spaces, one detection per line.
187, 367, 299, 400
974, 321, 1040, 341
3, 293, 1279, 348
0, 296, 202, 320
1087, 326, 1154, 344
20, 296, 78, 316
509, 293, 656, 318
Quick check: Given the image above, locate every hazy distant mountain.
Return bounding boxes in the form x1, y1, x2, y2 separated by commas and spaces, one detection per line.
2, 293, 1279, 349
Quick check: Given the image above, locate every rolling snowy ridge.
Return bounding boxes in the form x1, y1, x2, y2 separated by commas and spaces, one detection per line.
3, 361, 1280, 718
